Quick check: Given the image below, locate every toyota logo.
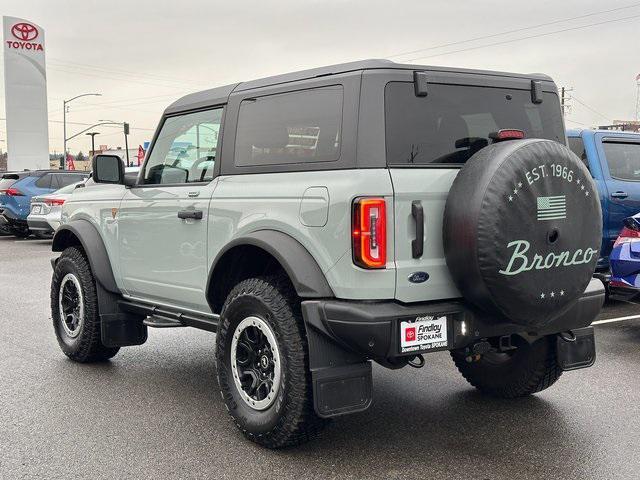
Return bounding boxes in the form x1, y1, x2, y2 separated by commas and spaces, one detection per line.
11, 22, 39, 42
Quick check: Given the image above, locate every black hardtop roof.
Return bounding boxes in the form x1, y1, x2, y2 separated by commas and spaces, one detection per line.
165, 59, 554, 114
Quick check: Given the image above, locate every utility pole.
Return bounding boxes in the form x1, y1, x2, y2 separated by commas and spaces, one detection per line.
560, 86, 573, 117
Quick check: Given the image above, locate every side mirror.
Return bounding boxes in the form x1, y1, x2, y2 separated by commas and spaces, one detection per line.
92, 155, 125, 184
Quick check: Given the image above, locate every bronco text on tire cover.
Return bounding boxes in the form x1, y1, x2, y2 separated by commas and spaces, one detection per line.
443, 139, 602, 328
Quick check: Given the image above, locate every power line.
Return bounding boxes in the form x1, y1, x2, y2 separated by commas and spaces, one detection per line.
388, 3, 640, 59
0, 117, 154, 131
565, 118, 588, 126
46, 64, 195, 92
48, 57, 210, 89
570, 95, 611, 121
404, 13, 640, 62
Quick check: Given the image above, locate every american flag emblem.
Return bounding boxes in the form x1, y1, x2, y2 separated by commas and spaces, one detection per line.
537, 195, 566, 221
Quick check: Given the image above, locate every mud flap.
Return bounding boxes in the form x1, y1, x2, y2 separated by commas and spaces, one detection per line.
97, 284, 147, 348
556, 326, 596, 371
302, 301, 373, 418
313, 362, 372, 418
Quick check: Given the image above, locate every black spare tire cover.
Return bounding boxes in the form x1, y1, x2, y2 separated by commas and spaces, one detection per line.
443, 139, 601, 328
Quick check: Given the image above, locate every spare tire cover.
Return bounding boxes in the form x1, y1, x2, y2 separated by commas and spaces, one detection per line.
443, 139, 601, 327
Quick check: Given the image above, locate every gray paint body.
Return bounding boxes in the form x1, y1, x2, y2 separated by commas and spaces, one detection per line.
58, 59, 563, 314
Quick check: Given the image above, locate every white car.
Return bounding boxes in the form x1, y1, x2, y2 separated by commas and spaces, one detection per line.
27, 181, 83, 234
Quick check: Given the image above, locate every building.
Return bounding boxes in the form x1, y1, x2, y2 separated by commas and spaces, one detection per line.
90, 146, 144, 167
598, 120, 640, 132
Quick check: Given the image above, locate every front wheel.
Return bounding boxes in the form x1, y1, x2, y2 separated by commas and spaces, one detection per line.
51, 246, 119, 362
215, 275, 327, 448
451, 335, 562, 398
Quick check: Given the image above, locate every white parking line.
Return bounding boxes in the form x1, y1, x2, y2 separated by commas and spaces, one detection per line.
592, 314, 640, 325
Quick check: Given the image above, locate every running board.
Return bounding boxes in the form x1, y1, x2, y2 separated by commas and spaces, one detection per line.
144, 315, 184, 328
119, 300, 219, 332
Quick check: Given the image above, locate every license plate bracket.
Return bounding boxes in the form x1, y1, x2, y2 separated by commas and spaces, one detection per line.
399, 314, 449, 354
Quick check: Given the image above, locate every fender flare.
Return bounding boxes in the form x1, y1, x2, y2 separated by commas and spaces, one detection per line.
52, 219, 119, 293
208, 230, 334, 300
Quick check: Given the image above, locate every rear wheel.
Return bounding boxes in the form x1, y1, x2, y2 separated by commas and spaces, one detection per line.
215, 275, 327, 448
51, 246, 119, 362
451, 335, 562, 398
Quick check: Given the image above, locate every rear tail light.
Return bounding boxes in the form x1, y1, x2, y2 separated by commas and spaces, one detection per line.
4, 187, 23, 196
614, 226, 640, 247
352, 197, 387, 269
43, 198, 65, 206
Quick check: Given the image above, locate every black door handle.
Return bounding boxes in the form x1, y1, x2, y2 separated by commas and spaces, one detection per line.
411, 200, 424, 258
177, 209, 203, 220
611, 191, 628, 199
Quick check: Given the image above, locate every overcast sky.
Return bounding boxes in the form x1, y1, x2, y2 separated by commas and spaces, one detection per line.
2, 0, 640, 154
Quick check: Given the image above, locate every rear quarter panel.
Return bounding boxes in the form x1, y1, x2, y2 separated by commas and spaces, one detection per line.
208, 169, 396, 300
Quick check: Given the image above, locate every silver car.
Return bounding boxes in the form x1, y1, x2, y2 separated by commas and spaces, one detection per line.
27, 181, 83, 234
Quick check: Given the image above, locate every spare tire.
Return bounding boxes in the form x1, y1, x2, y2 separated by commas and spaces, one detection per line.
443, 139, 601, 328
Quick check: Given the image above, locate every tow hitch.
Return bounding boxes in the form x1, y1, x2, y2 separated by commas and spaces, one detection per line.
556, 326, 596, 371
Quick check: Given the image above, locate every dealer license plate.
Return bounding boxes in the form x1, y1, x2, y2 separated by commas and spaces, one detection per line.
400, 315, 448, 354
31, 205, 41, 214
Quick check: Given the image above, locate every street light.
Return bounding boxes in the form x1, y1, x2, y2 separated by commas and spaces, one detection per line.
85, 132, 100, 160
63, 93, 101, 169
99, 119, 130, 166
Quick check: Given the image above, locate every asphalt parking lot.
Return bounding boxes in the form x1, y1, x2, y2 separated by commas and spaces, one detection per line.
1, 236, 640, 480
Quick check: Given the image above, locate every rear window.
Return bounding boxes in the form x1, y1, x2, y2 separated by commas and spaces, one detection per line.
602, 141, 640, 181
568, 136, 590, 171
0, 176, 18, 190
234, 86, 343, 167
385, 82, 565, 166
35, 174, 52, 188
51, 174, 87, 189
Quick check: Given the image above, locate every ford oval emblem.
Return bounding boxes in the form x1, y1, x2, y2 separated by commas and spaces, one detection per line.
408, 271, 429, 284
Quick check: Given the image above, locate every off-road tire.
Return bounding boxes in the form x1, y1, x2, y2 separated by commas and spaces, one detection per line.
51, 246, 120, 362
215, 275, 327, 448
451, 335, 562, 398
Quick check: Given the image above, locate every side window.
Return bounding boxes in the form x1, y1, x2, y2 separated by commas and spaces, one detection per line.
35, 174, 52, 189
143, 107, 223, 185
234, 86, 343, 167
602, 141, 640, 181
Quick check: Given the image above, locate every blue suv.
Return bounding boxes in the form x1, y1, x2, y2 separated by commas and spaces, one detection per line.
0, 170, 88, 238
567, 129, 640, 271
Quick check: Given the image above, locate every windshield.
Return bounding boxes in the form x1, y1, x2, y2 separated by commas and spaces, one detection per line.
385, 82, 565, 166
53, 181, 83, 195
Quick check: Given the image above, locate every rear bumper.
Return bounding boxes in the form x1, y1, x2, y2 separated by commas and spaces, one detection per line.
302, 277, 604, 361
302, 278, 603, 418
0, 208, 27, 228
27, 215, 58, 232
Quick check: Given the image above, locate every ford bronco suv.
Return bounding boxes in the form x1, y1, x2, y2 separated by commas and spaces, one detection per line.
50, 60, 604, 448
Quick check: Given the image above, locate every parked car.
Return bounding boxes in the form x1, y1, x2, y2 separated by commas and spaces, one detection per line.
566, 129, 640, 274
609, 214, 640, 297
0, 170, 88, 238
27, 181, 85, 235
0, 171, 30, 236
51, 60, 604, 448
